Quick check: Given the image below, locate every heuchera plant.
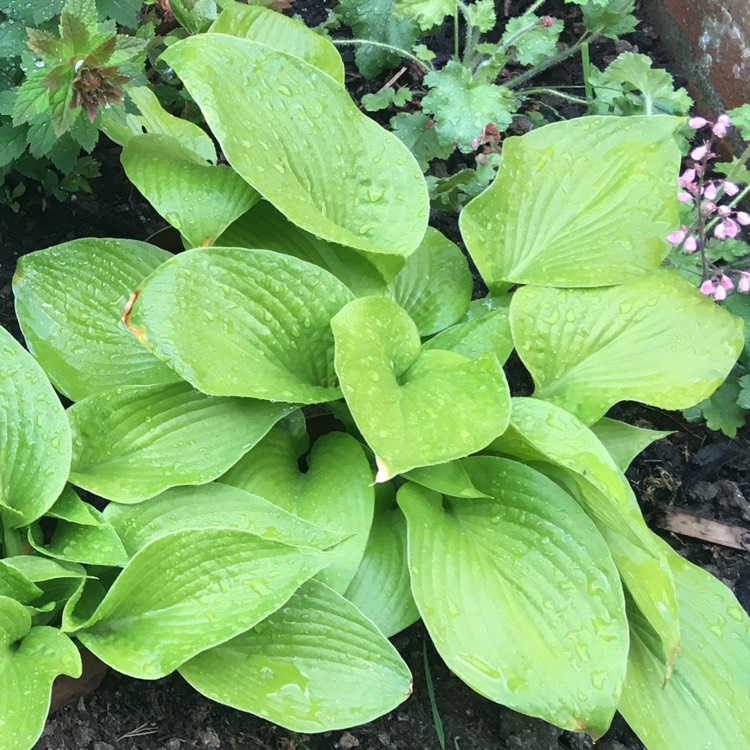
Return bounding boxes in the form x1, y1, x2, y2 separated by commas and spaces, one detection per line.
1, 6, 749, 750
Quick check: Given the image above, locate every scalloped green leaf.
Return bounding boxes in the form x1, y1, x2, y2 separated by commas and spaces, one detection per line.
459, 116, 683, 288
332, 297, 510, 480
219, 429, 374, 594
511, 270, 745, 424
398, 458, 628, 737
121, 134, 260, 248
74, 528, 329, 678
210, 3, 345, 84
180, 579, 412, 731
0, 326, 71, 528
13, 238, 179, 401
127, 247, 353, 402
161, 34, 428, 257
68, 382, 292, 502
589, 417, 671, 472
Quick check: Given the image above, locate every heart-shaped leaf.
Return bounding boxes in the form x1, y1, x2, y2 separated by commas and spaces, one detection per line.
398, 458, 628, 737
332, 296, 510, 480
180, 579, 412, 731
510, 270, 745, 424
74, 528, 329, 678
0, 326, 71, 528
220, 429, 374, 593
126, 247, 353, 402
589, 417, 671, 472
404, 461, 490, 498
68, 382, 292, 502
460, 115, 682, 289
161, 34, 428, 258
13, 238, 179, 401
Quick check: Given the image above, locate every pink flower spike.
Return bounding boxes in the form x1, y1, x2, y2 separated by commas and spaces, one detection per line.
667, 229, 686, 245
739, 271, 750, 293
700, 279, 717, 296
714, 285, 728, 301
724, 181, 740, 196
712, 114, 731, 137
720, 275, 735, 290
684, 235, 698, 253
703, 182, 719, 201
688, 116, 709, 129
677, 191, 693, 203
678, 168, 697, 188
691, 144, 709, 160
736, 211, 750, 225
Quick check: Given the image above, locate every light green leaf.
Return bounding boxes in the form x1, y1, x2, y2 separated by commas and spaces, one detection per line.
217, 201, 388, 295
332, 296, 510, 480
362, 87, 413, 112
219, 429, 374, 593
459, 116, 683, 288
344, 487, 419, 637
0, 597, 81, 750
398, 458, 628, 737
162, 34, 428, 257
620, 539, 750, 750
423, 308, 513, 365
13, 238, 180, 401
74, 528, 329, 678
122, 134, 259, 248
404, 461, 490, 498
180, 579, 412, 731
388, 227, 472, 336
210, 3, 345, 84
510, 270, 745, 424
390, 111, 454, 171
68, 382, 291, 502
103, 483, 342, 556
0, 326, 71, 528
394, 0, 456, 29
501, 13, 563, 66
589, 417, 671, 472
126, 247, 353, 402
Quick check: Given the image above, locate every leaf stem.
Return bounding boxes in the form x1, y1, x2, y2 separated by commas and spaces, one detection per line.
580, 41, 593, 107
2, 518, 22, 557
333, 39, 433, 72
518, 86, 589, 104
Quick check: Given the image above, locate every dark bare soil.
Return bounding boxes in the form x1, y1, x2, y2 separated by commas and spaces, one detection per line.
0, 1, 746, 749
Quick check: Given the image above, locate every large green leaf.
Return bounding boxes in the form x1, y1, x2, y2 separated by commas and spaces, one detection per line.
0, 326, 71, 528
219, 429, 374, 593
74, 528, 329, 678
344, 487, 420, 637
388, 227, 472, 336
620, 540, 750, 750
510, 270, 745, 424
121, 134, 259, 248
180, 579, 412, 731
398, 458, 628, 737
210, 3, 345, 84
404, 461, 490, 499
104, 483, 342, 557
13, 238, 179, 400
68, 382, 291, 502
126, 247, 353, 402
161, 34, 428, 257
589, 417, 671, 472
0, 596, 81, 750
332, 297, 510, 480
459, 116, 683, 288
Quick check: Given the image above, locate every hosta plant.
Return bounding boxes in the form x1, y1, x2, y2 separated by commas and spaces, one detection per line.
2, 7, 750, 750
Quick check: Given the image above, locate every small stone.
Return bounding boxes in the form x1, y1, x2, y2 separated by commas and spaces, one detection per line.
198, 727, 221, 749
338, 731, 359, 749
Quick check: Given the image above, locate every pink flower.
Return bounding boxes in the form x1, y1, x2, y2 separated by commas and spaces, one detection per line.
720, 274, 735, 291
702, 201, 717, 214
738, 272, 750, 293
667, 228, 687, 245
677, 191, 693, 203
688, 116, 709, 129
736, 211, 750, 225
700, 276, 732, 300
684, 235, 698, 253
678, 168, 697, 188
714, 218, 739, 238
703, 182, 719, 201
700, 279, 717, 297
723, 181, 740, 196
718, 204, 732, 217
691, 144, 709, 160
712, 114, 731, 137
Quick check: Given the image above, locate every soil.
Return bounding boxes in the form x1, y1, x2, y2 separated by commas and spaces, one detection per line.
0, 2, 746, 750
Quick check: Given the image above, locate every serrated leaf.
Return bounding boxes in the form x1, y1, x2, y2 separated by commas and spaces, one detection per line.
362, 87, 412, 112
394, 0, 456, 29
0, 123, 27, 168
390, 111, 453, 171
510, 269, 745, 423
578, 0, 637, 39
467, 0, 496, 32
74, 528, 329, 678
460, 116, 683, 288
501, 13, 563, 66
162, 34, 428, 258
683, 372, 746, 438
398, 459, 628, 737
728, 102, 750, 139
68, 382, 292, 502
126, 247, 353, 402
180, 579, 411, 730
220, 429, 374, 593
96, 0, 142, 27
12, 70, 50, 126
589, 417, 670, 471
13, 238, 180, 401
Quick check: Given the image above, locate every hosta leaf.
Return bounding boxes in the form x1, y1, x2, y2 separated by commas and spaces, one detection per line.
74, 528, 329, 678
217, 201, 388, 295
404, 461, 490, 498
13, 238, 179, 400
161, 34, 428, 258
126, 247, 353, 402
510, 270, 745, 424
220, 429, 374, 593
398, 458, 628, 737
423, 308, 513, 365
210, 3, 345, 84
332, 296, 510, 480
0, 326, 71, 528
68, 382, 291, 502
589, 417, 670, 472
459, 116, 683, 288
103, 483, 342, 556
180, 579, 412, 731
620, 540, 750, 750
344, 488, 420, 637
0, 597, 81, 750
121, 134, 259, 248
388, 227, 472, 336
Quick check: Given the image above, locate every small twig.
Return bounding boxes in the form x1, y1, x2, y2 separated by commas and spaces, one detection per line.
117, 723, 158, 741
379, 66, 407, 93
659, 508, 750, 551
